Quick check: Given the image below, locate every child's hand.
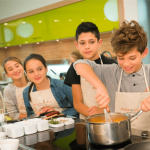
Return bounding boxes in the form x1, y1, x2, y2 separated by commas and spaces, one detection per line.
88, 106, 110, 116
95, 88, 110, 109
36, 107, 55, 116
141, 96, 150, 112
88, 106, 103, 116
144, 87, 150, 92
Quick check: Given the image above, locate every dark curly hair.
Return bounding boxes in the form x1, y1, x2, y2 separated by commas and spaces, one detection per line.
111, 20, 147, 55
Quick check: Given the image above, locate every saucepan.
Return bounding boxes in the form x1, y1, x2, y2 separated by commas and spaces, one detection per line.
124, 141, 150, 150
85, 110, 143, 145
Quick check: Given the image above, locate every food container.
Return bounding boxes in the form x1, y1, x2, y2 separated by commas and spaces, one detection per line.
7, 126, 24, 138
0, 132, 6, 140
2, 124, 14, 135
36, 120, 49, 132
85, 111, 143, 145
38, 131, 50, 142
25, 134, 38, 145
23, 123, 37, 135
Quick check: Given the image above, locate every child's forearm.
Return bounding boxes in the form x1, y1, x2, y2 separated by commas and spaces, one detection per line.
74, 63, 104, 90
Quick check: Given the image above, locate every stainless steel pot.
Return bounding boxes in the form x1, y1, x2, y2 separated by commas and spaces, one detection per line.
85, 111, 143, 145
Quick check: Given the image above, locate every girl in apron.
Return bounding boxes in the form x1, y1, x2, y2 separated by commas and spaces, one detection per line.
3, 57, 29, 120
23, 54, 78, 117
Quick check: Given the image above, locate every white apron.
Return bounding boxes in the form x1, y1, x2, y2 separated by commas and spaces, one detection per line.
80, 55, 103, 119
15, 83, 30, 114
115, 64, 150, 131
30, 79, 66, 114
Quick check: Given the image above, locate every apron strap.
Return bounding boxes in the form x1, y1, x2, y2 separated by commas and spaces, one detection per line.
99, 54, 103, 65
117, 69, 123, 92
117, 64, 149, 92
142, 64, 149, 92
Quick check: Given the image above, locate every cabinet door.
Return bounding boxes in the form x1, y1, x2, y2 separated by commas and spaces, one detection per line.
45, 10, 59, 41
0, 24, 5, 47
16, 13, 47, 45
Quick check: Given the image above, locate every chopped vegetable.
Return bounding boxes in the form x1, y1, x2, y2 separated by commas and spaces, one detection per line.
49, 118, 60, 124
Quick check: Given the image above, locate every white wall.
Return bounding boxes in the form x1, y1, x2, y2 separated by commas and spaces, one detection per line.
0, 0, 62, 20
123, 0, 138, 22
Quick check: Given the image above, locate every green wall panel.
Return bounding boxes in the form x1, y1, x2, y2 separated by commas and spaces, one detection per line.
0, 0, 119, 47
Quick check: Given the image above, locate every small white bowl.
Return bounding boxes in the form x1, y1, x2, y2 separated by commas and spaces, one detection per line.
24, 123, 37, 135
7, 126, 24, 138
25, 134, 38, 145
0, 139, 19, 150
36, 120, 49, 131
0, 132, 6, 140
38, 131, 50, 142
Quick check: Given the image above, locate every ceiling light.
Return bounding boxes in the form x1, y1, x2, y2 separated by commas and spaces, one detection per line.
4, 23, 8, 25
37, 42, 39, 44
5, 47, 7, 49
22, 21, 26, 24
39, 21, 42, 23
56, 39, 59, 42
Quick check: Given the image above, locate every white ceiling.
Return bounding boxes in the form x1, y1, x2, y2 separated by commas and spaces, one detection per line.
0, 0, 63, 20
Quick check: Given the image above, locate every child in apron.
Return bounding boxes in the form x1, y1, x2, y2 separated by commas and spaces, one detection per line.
73, 20, 150, 131
3, 57, 29, 120
23, 54, 78, 117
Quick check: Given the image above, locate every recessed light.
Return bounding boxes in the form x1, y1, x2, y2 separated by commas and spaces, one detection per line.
22, 21, 26, 24
69, 19, 72, 21
37, 42, 39, 44
39, 21, 42, 23
4, 23, 8, 25
25, 41, 28, 43
56, 39, 59, 42
5, 47, 7, 49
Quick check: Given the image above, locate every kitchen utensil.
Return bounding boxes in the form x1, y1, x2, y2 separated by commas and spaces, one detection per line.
103, 108, 112, 122
124, 141, 150, 150
85, 110, 143, 145
4, 110, 17, 115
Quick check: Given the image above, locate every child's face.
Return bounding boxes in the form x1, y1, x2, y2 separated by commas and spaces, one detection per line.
26, 59, 47, 85
117, 47, 148, 74
5, 60, 24, 80
75, 32, 101, 61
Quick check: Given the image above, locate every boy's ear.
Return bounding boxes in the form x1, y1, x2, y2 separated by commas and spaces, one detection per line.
98, 39, 102, 47
75, 42, 79, 50
142, 47, 148, 58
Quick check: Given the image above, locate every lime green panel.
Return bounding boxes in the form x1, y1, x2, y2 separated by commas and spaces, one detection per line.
0, 0, 119, 47
45, 10, 59, 41
2, 20, 19, 47
0, 24, 5, 47
17, 13, 47, 45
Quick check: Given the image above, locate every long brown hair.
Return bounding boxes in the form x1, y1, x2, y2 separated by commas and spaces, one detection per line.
2, 57, 28, 81
24, 54, 47, 102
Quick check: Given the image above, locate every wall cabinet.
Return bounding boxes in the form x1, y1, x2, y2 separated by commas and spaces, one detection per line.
0, 0, 119, 48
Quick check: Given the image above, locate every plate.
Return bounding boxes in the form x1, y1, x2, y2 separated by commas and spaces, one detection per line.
49, 122, 64, 127
0, 81, 9, 85
56, 117, 75, 125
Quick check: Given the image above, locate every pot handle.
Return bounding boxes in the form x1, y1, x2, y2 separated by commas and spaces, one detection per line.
130, 110, 143, 123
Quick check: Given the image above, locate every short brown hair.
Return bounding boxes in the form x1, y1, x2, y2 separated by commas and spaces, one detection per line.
111, 20, 147, 55
70, 50, 82, 60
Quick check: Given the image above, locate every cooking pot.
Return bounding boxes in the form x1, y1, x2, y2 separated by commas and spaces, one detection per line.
124, 141, 150, 150
85, 110, 143, 145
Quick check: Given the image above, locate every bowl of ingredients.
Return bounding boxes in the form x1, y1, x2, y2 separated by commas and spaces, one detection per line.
49, 118, 64, 127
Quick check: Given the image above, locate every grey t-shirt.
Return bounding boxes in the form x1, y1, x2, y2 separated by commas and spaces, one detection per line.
73, 60, 150, 112
4, 84, 20, 120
